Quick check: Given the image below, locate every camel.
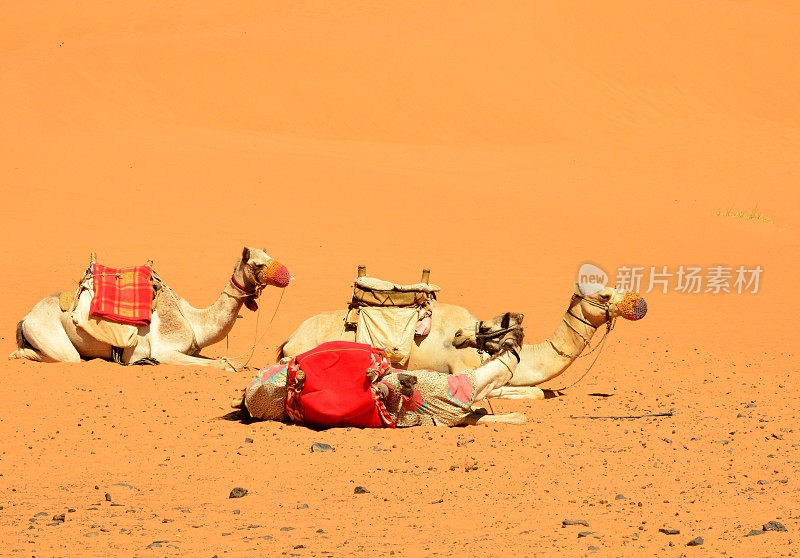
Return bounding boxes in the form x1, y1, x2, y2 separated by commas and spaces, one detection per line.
278, 283, 647, 398
10, 247, 291, 370
234, 326, 527, 427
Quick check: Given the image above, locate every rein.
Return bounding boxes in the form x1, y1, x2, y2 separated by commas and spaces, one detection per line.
544, 293, 617, 391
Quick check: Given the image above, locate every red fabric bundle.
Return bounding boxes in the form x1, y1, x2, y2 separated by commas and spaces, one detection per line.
286, 341, 395, 428
89, 264, 153, 326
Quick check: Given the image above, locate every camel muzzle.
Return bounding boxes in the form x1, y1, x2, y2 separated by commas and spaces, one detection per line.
617, 293, 647, 321
261, 260, 292, 288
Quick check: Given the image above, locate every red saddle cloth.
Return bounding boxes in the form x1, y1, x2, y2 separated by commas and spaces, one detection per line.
89, 264, 153, 326
286, 341, 395, 428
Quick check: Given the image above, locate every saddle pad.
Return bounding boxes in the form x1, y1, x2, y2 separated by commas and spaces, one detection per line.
355, 306, 418, 366
90, 264, 153, 326
288, 341, 393, 428
73, 288, 138, 348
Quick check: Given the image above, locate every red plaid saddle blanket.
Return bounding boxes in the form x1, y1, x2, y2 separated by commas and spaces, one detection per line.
89, 264, 153, 326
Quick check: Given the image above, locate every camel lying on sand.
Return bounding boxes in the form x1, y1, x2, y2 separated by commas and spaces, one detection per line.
10, 247, 290, 369
278, 283, 647, 398
236, 326, 527, 427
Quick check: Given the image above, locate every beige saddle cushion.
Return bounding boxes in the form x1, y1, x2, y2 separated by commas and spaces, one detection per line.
355, 306, 418, 366
72, 287, 139, 348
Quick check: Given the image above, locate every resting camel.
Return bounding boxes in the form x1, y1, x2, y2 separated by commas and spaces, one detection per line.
279, 283, 647, 399
10, 247, 290, 369
237, 326, 527, 427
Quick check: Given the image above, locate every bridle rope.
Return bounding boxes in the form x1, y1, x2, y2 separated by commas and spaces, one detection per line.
543, 293, 617, 391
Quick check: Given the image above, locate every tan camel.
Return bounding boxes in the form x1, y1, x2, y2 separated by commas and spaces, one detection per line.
278, 283, 647, 398
10, 247, 290, 370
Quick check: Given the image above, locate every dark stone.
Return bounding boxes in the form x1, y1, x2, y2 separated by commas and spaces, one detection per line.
232, 509, 240, 515
104, 493, 111, 502
84, 532, 99, 537
280, 526, 295, 531
659, 528, 680, 535
615, 494, 626, 500
563, 519, 589, 527
244, 438, 254, 444
297, 504, 309, 509
311, 443, 333, 452
52, 513, 65, 522
354, 486, 370, 494
745, 529, 764, 537
229, 487, 248, 499
687, 536, 704, 546
577, 531, 595, 538
763, 521, 787, 532
457, 438, 475, 447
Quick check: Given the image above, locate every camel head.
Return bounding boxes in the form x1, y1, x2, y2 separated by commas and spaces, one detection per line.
571, 282, 647, 328
233, 247, 292, 311
452, 311, 524, 353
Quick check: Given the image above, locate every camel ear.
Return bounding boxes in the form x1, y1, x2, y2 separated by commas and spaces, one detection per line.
242, 247, 250, 263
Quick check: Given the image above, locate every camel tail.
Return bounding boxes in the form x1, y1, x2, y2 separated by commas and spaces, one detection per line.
15, 320, 30, 350
275, 339, 288, 362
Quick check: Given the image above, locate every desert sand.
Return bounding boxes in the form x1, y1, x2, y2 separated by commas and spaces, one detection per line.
1, 1, 798, 556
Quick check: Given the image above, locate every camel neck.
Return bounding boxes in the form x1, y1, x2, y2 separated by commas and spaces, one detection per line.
505, 303, 600, 387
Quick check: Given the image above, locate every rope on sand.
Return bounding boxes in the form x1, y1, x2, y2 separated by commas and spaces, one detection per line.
569, 409, 675, 420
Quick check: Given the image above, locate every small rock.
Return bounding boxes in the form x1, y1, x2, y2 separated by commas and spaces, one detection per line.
296, 504, 309, 509
229, 487, 248, 499
745, 529, 764, 537
615, 494, 626, 500
763, 521, 787, 532
311, 443, 334, 452
316, 529, 325, 534
280, 526, 295, 531
84, 532, 99, 537
457, 438, 475, 446
563, 519, 589, 527
104, 493, 111, 502
577, 531, 595, 538
354, 486, 370, 494
686, 536, 704, 546
431, 499, 444, 504
52, 513, 66, 522
232, 509, 240, 515
659, 528, 680, 535
244, 438, 254, 444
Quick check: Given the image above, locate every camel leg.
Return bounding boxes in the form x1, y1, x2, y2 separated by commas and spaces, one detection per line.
486, 386, 545, 400
231, 388, 246, 408
471, 351, 519, 402
463, 409, 526, 425
152, 350, 236, 371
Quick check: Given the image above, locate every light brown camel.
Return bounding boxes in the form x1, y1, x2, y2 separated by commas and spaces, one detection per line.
278, 283, 647, 398
10, 247, 291, 370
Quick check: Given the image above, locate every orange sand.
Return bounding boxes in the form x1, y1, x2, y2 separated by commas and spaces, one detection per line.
1, 2, 798, 555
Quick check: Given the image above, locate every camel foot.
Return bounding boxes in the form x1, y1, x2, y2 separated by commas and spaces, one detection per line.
463, 409, 526, 426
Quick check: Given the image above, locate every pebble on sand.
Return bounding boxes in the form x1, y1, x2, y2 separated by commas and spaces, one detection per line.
763, 521, 787, 532
354, 486, 370, 494
311, 442, 334, 452
686, 536, 704, 546
563, 519, 589, 527
229, 487, 248, 498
